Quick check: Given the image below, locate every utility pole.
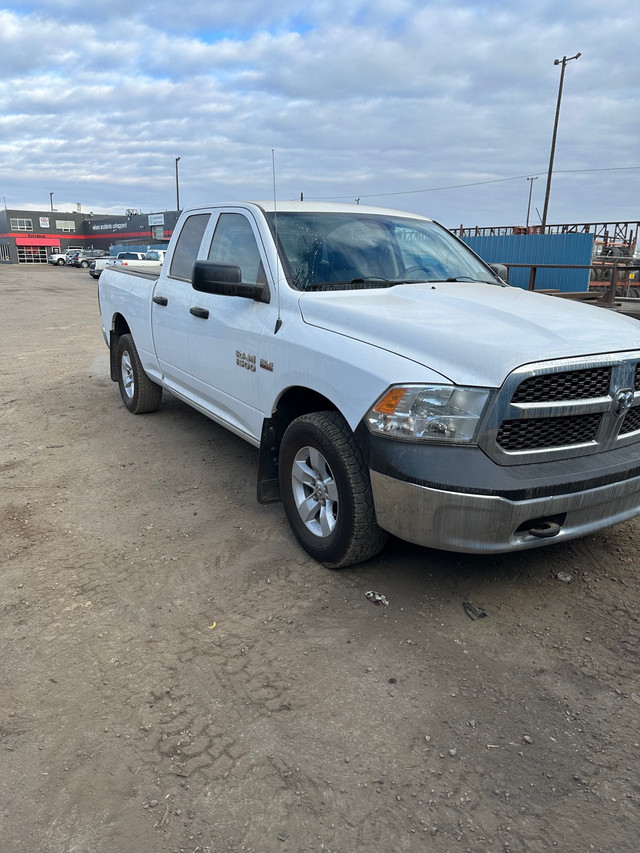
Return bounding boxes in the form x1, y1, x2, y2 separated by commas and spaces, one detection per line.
540, 52, 581, 233
175, 157, 181, 211
526, 177, 538, 228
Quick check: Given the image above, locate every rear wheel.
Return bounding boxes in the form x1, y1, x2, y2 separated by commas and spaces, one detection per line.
279, 411, 387, 568
115, 333, 162, 414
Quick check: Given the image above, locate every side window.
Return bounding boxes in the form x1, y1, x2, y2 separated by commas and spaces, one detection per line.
207, 213, 266, 285
169, 213, 211, 280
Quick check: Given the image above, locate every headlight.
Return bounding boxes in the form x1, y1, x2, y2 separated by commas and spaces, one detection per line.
366, 384, 490, 443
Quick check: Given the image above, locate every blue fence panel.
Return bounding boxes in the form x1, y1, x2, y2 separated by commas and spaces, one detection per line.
459, 233, 593, 292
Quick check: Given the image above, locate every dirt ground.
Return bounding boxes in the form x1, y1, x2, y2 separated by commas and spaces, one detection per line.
1, 263, 638, 853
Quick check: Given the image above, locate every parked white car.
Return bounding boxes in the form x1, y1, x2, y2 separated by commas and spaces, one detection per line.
48, 247, 83, 266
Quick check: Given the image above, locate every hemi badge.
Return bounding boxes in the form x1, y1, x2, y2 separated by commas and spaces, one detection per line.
260, 359, 274, 372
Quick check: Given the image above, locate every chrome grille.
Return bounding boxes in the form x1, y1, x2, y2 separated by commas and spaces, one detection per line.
620, 406, 640, 435
511, 367, 611, 403
479, 353, 640, 465
497, 413, 602, 451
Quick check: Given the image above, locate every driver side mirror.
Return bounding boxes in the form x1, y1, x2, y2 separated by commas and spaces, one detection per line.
191, 261, 270, 303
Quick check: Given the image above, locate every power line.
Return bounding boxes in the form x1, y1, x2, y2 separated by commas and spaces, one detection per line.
307, 166, 640, 201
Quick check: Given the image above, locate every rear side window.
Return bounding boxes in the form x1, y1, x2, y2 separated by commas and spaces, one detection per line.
170, 214, 211, 280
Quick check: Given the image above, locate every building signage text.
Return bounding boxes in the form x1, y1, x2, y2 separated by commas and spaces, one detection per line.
91, 222, 128, 231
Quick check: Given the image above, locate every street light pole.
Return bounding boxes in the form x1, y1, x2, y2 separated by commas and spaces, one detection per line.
540, 52, 581, 233
526, 176, 538, 228
175, 157, 181, 211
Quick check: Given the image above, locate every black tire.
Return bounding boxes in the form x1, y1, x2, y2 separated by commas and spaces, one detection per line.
80, 260, 89, 268
56, 258, 65, 266
279, 411, 388, 568
115, 333, 162, 414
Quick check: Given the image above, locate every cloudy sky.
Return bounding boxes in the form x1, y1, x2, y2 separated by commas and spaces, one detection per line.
1, 0, 639, 228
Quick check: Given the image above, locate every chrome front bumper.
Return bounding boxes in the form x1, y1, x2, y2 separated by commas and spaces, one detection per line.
369, 469, 640, 554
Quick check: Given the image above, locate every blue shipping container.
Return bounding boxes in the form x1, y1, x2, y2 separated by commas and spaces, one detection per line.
458, 233, 593, 293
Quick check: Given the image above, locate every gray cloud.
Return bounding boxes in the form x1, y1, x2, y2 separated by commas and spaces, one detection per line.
1, 1, 639, 226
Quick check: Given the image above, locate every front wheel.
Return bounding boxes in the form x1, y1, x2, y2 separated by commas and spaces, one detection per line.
279, 411, 387, 568
115, 333, 162, 414
56, 258, 65, 266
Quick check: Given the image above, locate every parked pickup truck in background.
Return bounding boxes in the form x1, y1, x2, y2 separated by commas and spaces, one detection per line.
90, 252, 146, 279
112, 251, 147, 266
143, 249, 166, 264
98, 201, 640, 568
112, 250, 166, 270
89, 257, 112, 278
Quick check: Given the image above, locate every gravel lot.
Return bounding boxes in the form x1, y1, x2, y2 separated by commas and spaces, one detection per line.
1, 263, 639, 852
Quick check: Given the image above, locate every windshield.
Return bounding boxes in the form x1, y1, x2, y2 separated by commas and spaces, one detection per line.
266, 212, 501, 291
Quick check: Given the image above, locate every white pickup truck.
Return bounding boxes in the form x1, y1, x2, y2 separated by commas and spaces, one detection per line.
98, 201, 640, 567
90, 252, 147, 279
113, 250, 165, 268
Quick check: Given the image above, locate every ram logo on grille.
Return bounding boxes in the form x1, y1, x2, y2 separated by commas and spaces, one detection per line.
613, 388, 634, 417
484, 355, 640, 464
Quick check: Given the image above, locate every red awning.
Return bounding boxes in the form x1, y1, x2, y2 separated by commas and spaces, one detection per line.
15, 236, 61, 247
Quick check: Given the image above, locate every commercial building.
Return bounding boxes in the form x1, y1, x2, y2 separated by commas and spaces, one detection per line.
0, 207, 181, 264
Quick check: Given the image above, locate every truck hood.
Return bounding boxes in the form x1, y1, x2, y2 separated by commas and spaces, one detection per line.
298, 283, 640, 387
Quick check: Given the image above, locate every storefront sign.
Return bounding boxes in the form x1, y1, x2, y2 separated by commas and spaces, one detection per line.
16, 236, 61, 246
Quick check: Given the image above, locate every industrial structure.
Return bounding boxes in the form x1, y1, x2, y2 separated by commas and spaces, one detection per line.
451, 219, 640, 293
452, 220, 639, 258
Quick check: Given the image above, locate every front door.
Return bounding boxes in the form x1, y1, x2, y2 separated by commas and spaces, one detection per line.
151, 212, 211, 396
188, 210, 275, 442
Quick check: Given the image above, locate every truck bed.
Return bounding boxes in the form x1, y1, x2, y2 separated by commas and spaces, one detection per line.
104, 267, 161, 280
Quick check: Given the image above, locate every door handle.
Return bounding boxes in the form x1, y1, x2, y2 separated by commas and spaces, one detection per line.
190, 306, 209, 319
152, 295, 168, 306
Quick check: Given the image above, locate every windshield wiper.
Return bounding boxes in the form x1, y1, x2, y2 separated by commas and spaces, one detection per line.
391, 278, 439, 284
304, 278, 396, 292
445, 275, 503, 284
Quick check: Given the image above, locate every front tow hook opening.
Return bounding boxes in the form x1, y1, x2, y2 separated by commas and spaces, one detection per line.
516, 514, 566, 539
